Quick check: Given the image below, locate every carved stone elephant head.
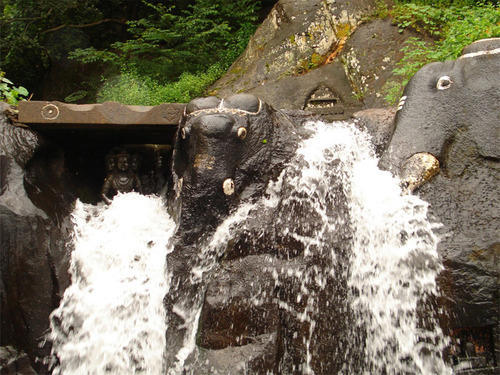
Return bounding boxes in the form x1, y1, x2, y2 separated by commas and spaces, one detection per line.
381, 38, 500, 183
170, 93, 304, 237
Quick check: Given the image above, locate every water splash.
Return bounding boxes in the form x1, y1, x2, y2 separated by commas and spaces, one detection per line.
193, 120, 451, 374
297, 121, 451, 374
49, 193, 175, 374
48, 121, 451, 375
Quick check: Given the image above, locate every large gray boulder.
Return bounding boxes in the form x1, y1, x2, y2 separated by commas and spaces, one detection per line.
381, 38, 500, 367
210, 0, 379, 118
210, 1, 426, 117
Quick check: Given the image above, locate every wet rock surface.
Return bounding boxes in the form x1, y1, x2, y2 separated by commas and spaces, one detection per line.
381, 38, 500, 367
166, 94, 354, 373
165, 93, 310, 370
351, 107, 396, 156
0, 106, 72, 374
0, 346, 37, 375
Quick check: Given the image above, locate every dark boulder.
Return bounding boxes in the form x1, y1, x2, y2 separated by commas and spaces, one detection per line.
0, 105, 72, 374
0, 346, 37, 375
166, 94, 353, 373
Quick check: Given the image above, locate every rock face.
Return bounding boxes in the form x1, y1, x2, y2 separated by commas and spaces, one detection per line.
0, 103, 72, 374
381, 38, 500, 367
210, 1, 425, 117
210, 0, 379, 117
0, 346, 37, 374
339, 18, 424, 108
351, 107, 396, 156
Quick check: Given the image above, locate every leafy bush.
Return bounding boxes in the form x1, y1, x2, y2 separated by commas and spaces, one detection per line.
69, 0, 260, 104
0, 72, 29, 105
384, 2, 500, 104
97, 64, 225, 105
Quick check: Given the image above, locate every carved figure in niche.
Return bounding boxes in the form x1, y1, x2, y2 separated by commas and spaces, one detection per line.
105, 152, 115, 174
140, 151, 168, 195
154, 152, 167, 194
130, 153, 141, 174
101, 150, 142, 203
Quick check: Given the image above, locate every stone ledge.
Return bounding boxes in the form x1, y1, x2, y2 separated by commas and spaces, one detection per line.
18, 101, 185, 127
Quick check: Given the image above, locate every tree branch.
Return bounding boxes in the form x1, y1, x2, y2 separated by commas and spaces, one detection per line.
41, 18, 127, 34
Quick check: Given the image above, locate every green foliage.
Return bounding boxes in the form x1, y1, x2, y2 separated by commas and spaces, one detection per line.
96, 64, 225, 105
384, 2, 500, 103
64, 90, 88, 102
70, 0, 259, 80
1, 0, 106, 89
0, 72, 29, 104
68, 0, 260, 104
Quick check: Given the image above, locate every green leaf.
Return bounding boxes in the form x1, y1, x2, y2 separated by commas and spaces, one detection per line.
16, 86, 29, 97
1, 77, 14, 85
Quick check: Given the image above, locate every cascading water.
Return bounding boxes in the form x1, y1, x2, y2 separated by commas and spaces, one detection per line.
322, 122, 451, 374
187, 120, 451, 374
48, 120, 451, 374
49, 193, 175, 374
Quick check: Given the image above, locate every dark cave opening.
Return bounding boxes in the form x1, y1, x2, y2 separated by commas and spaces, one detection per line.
24, 125, 178, 212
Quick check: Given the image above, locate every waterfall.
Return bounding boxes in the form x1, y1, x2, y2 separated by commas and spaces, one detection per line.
48, 121, 451, 374
316, 122, 451, 374
49, 193, 175, 374
197, 120, 451, 374
278, 121, 450, 374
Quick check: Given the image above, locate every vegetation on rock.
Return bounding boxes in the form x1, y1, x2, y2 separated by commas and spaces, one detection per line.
383, 0, 499, 103
0, 72, 29, 105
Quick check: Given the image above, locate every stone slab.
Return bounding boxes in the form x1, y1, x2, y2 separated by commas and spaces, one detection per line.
18, 101, 185, 127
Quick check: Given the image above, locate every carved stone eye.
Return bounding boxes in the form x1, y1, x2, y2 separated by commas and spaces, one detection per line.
222, 178, 235, 195
436, 75, 453, 90
237, 127, 247, 140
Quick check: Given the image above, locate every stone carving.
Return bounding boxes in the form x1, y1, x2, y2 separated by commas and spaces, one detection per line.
380, 38, 500, 367
101, 150, 142, 203
165, 93, 352, 374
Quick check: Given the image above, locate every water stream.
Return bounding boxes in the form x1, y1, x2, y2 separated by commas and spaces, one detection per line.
49, 194, 175, 374
48, 121, 451, 374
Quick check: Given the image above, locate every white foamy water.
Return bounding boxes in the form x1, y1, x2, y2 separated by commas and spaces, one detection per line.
48, 121, 451, 375
49, 193, 175, 374
297, 121, 451, 374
